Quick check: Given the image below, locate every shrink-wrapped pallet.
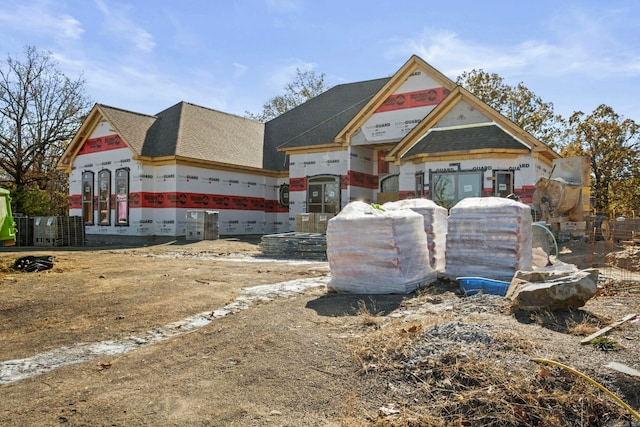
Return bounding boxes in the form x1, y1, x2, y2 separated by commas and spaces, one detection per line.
445, 197, 532, 280
326, 201, 436, 293
383, 199, 448, 272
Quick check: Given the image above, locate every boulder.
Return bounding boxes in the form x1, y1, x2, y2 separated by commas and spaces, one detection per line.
506, 268, 598, 311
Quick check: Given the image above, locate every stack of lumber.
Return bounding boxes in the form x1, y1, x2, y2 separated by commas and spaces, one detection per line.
259, 232, 327, 260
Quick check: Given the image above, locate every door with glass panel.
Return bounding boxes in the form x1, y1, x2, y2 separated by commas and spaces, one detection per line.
307, 175, 340, 213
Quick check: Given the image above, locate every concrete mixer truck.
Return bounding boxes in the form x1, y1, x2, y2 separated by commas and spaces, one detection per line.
531, 156, 611, 240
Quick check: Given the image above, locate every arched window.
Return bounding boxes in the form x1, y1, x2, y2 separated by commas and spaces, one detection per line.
307, 175, 340, 214
115, 168, 130, 225
98, 169, 111, 225
82, 171, 94, 225
380, 174, 399, 193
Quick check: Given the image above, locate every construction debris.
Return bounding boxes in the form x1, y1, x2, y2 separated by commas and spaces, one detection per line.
605, 361, 640, 377
580, 313, 638, 345
12, 255, 55, 272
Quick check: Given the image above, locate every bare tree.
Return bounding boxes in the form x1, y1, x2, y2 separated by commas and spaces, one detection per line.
245, 68, 331, 122
0, 45, 92, 213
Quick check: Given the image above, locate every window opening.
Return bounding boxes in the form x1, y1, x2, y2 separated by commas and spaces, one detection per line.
431, 171, 482, 209
415, 172, 425, 197
115, 168, 130, 225
279, 183, 290, 208
380, 174, 399, 193
494, 171, 514, 197
98, 169, 111, 225
82, 171, 94, 225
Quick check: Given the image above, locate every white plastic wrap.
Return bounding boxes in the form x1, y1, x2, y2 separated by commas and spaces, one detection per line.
326, 201, 436, 293
445, 197, 533, 280
383, 199, 448, 272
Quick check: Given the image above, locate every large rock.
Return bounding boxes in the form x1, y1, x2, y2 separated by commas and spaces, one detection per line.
506, 268, 598, 311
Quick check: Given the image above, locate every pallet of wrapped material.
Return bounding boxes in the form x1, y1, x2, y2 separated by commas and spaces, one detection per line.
444, 197, 532, 280
296, 213, 316, 233
449, 197, 532, 216
314, 213, 334, 234
326, 201, 435, 294
383, 199, 447, 272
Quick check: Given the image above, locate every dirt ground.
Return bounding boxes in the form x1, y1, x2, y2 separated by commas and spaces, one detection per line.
0, 238, 638, 426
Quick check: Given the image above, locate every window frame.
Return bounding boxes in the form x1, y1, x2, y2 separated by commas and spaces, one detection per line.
82, 171, 94, 225
380, 174, 399, 193
98, 169, 111, 225
415, 172, 425, 198
115, 167, 130, 226
430, 170, 483, 209
493, 170, 514, 197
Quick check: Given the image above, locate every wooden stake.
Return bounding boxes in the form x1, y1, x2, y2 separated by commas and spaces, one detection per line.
581, 313, 638, 345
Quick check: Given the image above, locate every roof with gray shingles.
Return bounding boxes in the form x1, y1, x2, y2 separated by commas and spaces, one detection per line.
265, 77, 391, 156
96, 78, 391, 172
403, 124, 529, 158
99, 102, 265, 170
97, 105, 157, 155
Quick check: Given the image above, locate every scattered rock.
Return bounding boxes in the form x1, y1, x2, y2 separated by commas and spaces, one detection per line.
379, 406, 400, 416
605, 246, 640, 272
507, 268, 598, 311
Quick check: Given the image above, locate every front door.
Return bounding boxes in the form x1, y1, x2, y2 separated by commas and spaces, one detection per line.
307, 175, 340, 213
494, 171, 514, 197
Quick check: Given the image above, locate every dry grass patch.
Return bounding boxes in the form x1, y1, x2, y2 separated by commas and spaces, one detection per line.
347, 318, 633, 426
356, 299, 384, 328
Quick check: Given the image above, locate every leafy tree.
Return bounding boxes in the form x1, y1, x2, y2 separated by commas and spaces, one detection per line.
0, 45, 92, 214
562, 105, 639, 216
457, 70, 564, 148
245, 68, 331, 122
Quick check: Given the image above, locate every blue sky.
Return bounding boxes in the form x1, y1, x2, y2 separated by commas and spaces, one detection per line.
0, 0, 638, 122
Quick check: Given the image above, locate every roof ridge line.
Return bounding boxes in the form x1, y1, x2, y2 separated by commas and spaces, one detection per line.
99, 103, 157, 118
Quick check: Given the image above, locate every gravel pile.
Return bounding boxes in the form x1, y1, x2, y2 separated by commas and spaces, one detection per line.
405, 321, 495, 367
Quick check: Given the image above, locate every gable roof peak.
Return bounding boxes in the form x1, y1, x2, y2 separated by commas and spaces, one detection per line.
98, 103, 157, 119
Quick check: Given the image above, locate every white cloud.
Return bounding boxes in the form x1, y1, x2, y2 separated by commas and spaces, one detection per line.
384, 6, 640, 82
94, 0, 156, 53
0, 1, 84, 41
384, 29, 559, 79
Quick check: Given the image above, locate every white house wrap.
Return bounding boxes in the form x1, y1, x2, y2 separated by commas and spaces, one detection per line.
445, 197, 533, 280
383, 198, 448, 272
326, 201, 436, 294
